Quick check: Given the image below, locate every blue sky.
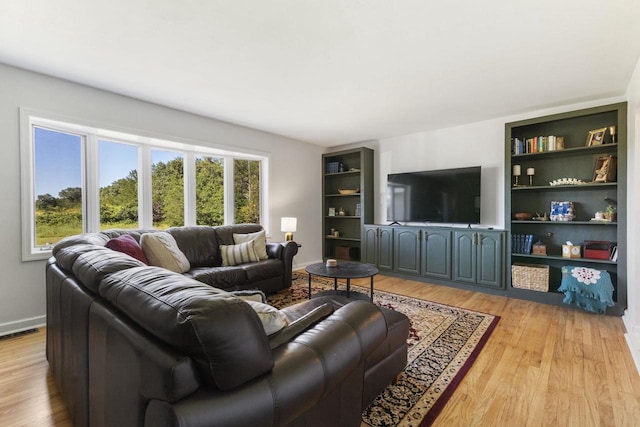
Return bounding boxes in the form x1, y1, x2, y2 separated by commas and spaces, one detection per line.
34, 127, 181, 197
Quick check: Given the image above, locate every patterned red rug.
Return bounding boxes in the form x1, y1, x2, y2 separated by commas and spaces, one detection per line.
267, 272, 500, 426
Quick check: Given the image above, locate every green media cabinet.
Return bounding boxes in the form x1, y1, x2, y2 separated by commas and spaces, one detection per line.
363, 225, 505, 291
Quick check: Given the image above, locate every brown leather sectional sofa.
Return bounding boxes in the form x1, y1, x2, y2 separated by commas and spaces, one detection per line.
46, 224, 409, 426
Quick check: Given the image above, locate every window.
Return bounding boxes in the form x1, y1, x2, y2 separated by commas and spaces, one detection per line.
151, 150, 184, 229
99, 140, 139, 230
234, 159, 261, 224
20, 110, 268, 260
196, 155, 224, 226
33, 127, 84, 248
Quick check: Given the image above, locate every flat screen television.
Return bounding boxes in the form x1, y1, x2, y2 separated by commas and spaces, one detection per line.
386, 166, 481, 224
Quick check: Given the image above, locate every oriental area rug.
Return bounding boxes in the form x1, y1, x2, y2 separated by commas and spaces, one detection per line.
267, 272, 500, 427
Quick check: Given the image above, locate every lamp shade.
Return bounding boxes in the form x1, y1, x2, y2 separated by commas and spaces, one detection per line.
281, 217, 297, 232
281, 217, 297, 241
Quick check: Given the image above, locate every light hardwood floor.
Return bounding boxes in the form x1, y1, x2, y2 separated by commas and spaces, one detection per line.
1, 275, 639, 426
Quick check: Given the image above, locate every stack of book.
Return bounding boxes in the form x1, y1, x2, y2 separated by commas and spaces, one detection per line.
512, 234, 534, 254
512, 136, 564, 155
354, 203, 361, 217
326, 162, 343, 173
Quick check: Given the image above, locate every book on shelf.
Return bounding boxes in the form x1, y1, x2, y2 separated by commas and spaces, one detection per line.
512, 135, 564, 155
511, 233, 534, 254
610, 246, 618, 262
326, 162, 343, 174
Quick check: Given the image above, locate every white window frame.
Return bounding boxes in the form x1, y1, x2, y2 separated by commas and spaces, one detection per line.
20, 109, 269, 261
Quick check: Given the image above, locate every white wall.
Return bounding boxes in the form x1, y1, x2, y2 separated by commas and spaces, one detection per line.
0, 63, 323, 335
623, 56, 640, 373
373, 120, 505, 228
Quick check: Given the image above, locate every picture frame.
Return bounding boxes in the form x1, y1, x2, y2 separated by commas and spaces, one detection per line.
586, 127, 607, 146
328, 207, 336, 216
592, 155, 617, 183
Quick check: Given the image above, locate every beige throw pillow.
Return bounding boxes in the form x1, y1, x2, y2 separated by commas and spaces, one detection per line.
220, 240, 259, 266
244, 300, 289, 335
233, 230, 268, 260
140, 232, 191, 273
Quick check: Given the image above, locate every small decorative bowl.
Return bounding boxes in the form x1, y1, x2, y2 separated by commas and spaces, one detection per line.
514, 212, 533, 220
338, 189, 359, 195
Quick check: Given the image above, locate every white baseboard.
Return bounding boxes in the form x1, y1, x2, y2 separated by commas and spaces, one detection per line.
292, 260, 323, 272
623, 314, 640, 376
0, 315, 46, 337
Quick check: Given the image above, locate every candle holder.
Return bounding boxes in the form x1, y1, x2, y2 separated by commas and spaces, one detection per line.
609, 126, 616, 144
527, 167, 535, 186
513, 164, 522, 187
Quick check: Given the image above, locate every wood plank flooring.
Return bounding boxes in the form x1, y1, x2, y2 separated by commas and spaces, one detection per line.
1, 274, 639, 426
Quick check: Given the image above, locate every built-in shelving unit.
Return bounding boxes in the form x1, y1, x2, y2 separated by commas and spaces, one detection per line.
505, 102, 627, 315
322, 148, 373, 261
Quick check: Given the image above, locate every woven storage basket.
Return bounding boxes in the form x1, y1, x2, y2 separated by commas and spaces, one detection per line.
512, 263, 549, 292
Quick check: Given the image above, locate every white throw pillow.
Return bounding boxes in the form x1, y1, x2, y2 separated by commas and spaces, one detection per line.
231, 290, 267, 303
140, 232, 191, 273
220, 240, 259, 266
233, 230, 268, 260
245, 300, 289, 335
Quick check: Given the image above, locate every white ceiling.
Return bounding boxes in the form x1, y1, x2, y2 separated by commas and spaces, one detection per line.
2, 1, 640, 146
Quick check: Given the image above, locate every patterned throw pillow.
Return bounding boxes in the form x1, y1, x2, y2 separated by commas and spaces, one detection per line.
140, 232, 191, 273
220, 240, 259, 266
244, 300, 289, 335
233, 230, 268, 260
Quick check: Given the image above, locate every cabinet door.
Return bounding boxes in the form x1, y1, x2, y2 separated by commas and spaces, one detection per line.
453, 231, 476, 284
422, 229, 451, 280
362, 226, 378, 266
477, 232, 504, 289
378, 227, 394, 271
394, 228, 421, 275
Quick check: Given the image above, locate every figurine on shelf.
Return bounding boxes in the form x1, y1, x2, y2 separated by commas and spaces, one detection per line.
594, 157, 611, 182
533, 212, 549, 221
338, 207, 346, 216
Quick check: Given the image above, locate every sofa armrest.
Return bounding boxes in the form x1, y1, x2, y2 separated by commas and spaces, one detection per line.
266, 242, 283, 259
266, 241, 298, 287
268, 303, 334, 349
144, 300, 387, 427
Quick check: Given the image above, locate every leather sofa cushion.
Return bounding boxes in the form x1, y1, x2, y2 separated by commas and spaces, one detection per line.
54, 244, 145, 293
98, 266, 274, 390
268, 303, 334, 349
168, 226, 220, 267
184, 266, 248, 289
214, 224, 264, 246
53, 234, 109, 257
241, 259, 283, 283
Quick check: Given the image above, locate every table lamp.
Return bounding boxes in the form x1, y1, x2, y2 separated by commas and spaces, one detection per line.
281, 217, 297, 241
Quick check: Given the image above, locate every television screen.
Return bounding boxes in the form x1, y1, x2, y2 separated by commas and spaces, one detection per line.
386, 166, 481, 224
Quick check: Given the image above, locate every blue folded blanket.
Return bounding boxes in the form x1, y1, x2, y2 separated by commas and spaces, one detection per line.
558, 266, 614, 314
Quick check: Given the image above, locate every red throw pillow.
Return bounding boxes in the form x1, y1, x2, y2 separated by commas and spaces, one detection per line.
105, 234, 148, 264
